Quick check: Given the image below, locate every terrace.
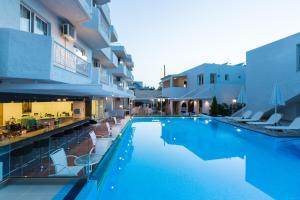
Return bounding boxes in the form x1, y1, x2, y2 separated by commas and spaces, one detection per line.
0, 116, 130, 199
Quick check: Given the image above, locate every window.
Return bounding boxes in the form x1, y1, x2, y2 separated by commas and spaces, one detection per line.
225, 74, 229, 81
210, 73, 217, 84
20, 4, 49, 35
34, 16, 48, 35
20, 4, 31, 32
163, 80, 170, 88
198, 74, 204, 85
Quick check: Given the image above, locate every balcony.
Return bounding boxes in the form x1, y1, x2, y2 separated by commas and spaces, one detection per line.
94, 0, 111, 6
40, 0, 92, 24
109, 26, 118, 43
78, 7, 110, 50
124, 70, 134, 82
53, 42, 90, 77
162, 87, 189, 99
100, 4, 111, 24
0, 29, 91, 84
109, 64, 128, 78
93, 47, 118, 68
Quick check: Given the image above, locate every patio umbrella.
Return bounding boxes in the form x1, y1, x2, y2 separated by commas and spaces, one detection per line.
270, 83, 285, 115
237, 86, 247, 115
237, 86, 247, 105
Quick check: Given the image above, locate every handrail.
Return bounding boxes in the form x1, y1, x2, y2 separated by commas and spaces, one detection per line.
53, 41, 91, 77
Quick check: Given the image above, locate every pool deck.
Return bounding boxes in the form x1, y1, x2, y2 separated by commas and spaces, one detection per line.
217, 117, 300, 138
0, 116, 132, 200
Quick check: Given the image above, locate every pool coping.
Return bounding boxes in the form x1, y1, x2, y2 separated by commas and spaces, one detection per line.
74, 117, 132, 199
215, 117, 300, 138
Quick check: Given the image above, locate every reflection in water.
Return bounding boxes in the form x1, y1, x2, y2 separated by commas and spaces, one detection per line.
161, 118, 245, 160
161, 118, 300, 199
97, 118, 300, 200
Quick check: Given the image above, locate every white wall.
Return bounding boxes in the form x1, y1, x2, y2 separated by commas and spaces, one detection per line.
162, 63, 245, 105
246, 32, 300, 120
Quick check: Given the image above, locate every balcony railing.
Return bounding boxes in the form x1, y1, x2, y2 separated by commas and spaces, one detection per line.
53, 42, 90, 77
100, 68, 109, 84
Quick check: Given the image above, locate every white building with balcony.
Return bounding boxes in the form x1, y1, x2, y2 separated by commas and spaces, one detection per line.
161, 63, 245, 114
0, 0, 135, 121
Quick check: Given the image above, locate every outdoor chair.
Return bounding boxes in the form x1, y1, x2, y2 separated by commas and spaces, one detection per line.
89, 131, 112, 156
113, 117, 121, 125
49, 148, 83, 176
106, 122, 113, 136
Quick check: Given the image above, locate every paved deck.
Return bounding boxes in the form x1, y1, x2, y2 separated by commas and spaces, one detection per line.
217, 117, 300, 138
0, 116, 132, 199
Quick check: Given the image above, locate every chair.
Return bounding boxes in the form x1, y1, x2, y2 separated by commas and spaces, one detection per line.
234, 112, 264, 122
226, 110, 252, 120
265, 117, 300, 131
49, 148, 83, 176
89, 131, 111, 156
247, 113, 282, 125
113, 117, 121, 125
106, 122, 112, 136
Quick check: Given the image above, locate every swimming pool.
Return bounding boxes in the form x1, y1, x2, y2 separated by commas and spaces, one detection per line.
77, 117, 300, 200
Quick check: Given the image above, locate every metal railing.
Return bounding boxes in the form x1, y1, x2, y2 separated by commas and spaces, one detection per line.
53, 42, 91, 77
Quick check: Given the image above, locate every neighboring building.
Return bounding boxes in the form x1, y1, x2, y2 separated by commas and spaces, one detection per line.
0, 0, 135, 123
133, 89, 162, 106
246, 33, 300, 121
161, 63, 245, 114
129, 81, 143, 90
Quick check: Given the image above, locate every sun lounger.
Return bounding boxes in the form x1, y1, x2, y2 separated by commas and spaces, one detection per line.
247, 113, 282, 125
226, 110, 252, 120
234, 111, 263, 122
265, 117, 300, 131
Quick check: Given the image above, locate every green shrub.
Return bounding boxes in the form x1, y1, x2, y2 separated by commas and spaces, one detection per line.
209, 96, 218, 116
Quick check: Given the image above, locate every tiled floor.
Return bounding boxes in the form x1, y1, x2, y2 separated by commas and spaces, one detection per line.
0, 178, 78, 200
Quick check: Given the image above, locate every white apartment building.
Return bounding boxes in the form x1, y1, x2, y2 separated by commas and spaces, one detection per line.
0, 0, 135, 121
246, 33, 300, 121
161, 63, 245, 114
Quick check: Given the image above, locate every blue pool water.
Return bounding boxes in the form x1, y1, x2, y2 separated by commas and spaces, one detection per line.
80, 117, 300, 200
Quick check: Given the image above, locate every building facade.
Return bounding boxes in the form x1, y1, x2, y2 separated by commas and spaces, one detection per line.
161, 63, 245, 114
0, 0, 135, 123
246, 33, 300, 120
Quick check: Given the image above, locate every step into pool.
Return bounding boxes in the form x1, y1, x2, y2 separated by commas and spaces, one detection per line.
77, 117, 300, 200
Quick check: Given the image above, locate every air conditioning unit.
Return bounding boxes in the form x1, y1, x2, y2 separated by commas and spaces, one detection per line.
62, 23, 76, 41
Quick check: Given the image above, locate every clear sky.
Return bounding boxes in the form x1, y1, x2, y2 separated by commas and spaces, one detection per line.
110, 0, 300, 87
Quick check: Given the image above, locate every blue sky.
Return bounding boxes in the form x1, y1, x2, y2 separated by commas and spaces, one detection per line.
110, 0, 300, 87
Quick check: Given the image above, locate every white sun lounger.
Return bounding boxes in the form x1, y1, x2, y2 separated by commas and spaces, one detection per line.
247, 113, 282, 125
234, 112, 264, 122
226, 110, 252, 120
265, 117, 300, 131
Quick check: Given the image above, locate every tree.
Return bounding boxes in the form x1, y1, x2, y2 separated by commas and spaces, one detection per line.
209, 96, 218, 116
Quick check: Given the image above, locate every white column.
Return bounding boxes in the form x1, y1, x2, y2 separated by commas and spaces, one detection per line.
170, 100, 173, 115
